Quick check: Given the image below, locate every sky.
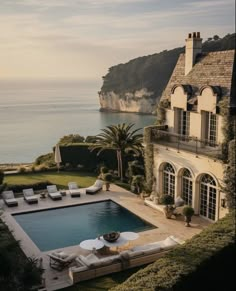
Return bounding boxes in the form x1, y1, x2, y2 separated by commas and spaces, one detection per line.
0, 0, 235, 81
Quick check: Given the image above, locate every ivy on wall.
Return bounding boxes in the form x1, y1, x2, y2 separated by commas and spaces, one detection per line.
144, 126, 154, 193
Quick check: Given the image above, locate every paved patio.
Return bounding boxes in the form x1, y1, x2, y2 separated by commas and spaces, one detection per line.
0, 185, 211, 291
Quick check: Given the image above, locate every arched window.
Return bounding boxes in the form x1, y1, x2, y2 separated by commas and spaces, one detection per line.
200, 174, 217, 221
163, 163, 175, 197
182, 169, 192, 206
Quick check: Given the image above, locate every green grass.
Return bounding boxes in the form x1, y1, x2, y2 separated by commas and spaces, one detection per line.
4, 171, 97, 189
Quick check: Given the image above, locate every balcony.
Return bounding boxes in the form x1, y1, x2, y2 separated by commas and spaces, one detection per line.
148, 127, 224, 160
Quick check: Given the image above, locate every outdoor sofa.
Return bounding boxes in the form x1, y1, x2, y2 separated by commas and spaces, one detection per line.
2, 190, 18, 207
23, 188, 38, 204
69, 236, 184, 283
68, 182, 81, 197
85, 179, 103, 194
47, 185, 62, 200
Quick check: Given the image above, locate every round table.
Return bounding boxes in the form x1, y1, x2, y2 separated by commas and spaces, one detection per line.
120, 232, 139, 241
79, 239, 104, 251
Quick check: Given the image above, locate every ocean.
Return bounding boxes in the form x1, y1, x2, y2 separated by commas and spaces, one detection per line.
0, 79, 156, 163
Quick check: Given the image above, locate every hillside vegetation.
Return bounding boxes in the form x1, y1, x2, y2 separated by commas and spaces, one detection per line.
101, 33, 235, 100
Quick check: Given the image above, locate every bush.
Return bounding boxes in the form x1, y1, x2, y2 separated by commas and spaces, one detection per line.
6, 181, 52, 194
85, 136, 97, 143
59, 134, 85, 144
183, 206, 194, 217
160, 194, 174, 205
111, 211, 235, 291
18, 166, 26, 173
103, 173, 113, 182
100, 166, 109, 174
34, 153, 55, 167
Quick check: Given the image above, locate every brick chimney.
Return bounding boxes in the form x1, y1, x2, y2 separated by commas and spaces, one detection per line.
185, 32, 202, 75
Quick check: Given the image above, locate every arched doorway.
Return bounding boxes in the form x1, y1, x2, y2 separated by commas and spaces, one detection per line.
163, 163, 175, 198
200, 174, 217, 220
182, 168, 193, 206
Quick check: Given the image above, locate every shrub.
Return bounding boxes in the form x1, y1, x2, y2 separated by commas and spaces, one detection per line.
85, 136, 97, 143
100, 166, 109, 174
111, 211, 235, 291
161, 194, 174, 205
183, 206, 194, 217
59, 134, 85, 144
34, 153, 55, 167
103, 173, 113, 182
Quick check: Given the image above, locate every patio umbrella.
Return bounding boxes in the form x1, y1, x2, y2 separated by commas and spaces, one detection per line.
54, 143, 62, 172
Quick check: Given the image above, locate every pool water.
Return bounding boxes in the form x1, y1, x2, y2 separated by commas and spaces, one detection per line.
13, 200, 156, 251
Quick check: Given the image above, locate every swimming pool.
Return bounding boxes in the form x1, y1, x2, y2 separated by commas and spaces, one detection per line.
13, 200, 155, 251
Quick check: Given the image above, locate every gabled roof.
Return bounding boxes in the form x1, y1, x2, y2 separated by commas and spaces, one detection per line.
161, 50, 235, 111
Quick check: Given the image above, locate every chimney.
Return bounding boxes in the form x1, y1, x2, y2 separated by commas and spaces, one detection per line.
185, 32, 202, 75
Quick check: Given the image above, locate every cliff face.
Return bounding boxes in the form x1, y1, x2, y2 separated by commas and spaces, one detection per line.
99, 88, 157, 114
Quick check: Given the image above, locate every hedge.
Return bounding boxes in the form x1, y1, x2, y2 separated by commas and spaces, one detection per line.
5, 181, 52, 194
110, 211, 235, 291
55, 144, 118, 171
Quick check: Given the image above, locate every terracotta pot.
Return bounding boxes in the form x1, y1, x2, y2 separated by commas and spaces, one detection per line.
105, 182, 110, 191
185, 216, 192, 227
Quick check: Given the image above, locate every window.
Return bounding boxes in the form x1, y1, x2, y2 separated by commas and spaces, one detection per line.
182, 169, 193, 206
202, 111, 217, 146
174, 108, 190, 139
200, 174, 217, 221
163, 163, 175, 197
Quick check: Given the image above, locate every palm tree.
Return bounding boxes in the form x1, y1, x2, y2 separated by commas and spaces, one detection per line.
90, 123, 143, 181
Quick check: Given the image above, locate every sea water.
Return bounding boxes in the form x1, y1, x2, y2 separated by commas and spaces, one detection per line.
0, 79, 156, 163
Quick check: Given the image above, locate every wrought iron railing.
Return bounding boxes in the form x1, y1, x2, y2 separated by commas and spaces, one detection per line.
150, 128, 223, 159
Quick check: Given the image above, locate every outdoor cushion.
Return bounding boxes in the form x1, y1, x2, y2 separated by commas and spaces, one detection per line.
78, 254, 99, 267
68, 182, 79, 190
2, 191, 14, 199
175, 196, 185, 207
161, 236, 178, 250
47, 185, 59, 193
128, 250, 144, 258
94, 180, 103, 188
23, 188, 34, 197
5, 198, 18, 204
142, 246, 161, 255
120, 250, 130, 259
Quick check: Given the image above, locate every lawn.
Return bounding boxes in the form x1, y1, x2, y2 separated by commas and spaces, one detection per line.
4, 171, 97, 189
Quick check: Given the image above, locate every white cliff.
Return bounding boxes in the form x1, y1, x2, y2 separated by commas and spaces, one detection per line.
99, 88, 157, 114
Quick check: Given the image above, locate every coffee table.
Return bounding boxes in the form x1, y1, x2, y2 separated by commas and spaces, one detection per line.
80, 239, 104, 252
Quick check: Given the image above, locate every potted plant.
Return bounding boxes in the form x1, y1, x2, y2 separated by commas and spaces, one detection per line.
161, 194, 175, 219
103, 173, 113, 191
182, 206, 194, 227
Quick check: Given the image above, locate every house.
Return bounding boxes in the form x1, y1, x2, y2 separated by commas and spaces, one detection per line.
144, 32, 236, 221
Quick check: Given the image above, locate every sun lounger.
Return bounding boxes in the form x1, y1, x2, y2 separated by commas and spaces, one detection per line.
2, 190, 18, 207
68, 182, 81, 197
47, 185, 62, 200
23, 188, 38, 204
48, 251, 77, 271
85, 179, 103, 194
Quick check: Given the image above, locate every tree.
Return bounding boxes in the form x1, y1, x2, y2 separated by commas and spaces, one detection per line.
89, 123, 143, 181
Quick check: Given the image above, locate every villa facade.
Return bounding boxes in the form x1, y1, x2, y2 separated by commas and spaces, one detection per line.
144, 32, 236, 221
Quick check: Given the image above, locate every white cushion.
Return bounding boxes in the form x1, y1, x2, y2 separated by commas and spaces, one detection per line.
128, 250, 144, 258
23, 189, 34, 197
5, 198, 17, 204
49, 192, 61, 198
175, 196, 185, 207
3, 191, 14, 199
94, 180, 103, 188
142, 246, 161, 255
68, 182, 78, 190
47, 185, 58, 193
78, 254, 99, 266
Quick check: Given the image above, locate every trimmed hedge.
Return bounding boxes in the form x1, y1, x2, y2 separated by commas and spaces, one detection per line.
111, 211, 235, 291
57, 144, 118, 171
5, 181, 52, 194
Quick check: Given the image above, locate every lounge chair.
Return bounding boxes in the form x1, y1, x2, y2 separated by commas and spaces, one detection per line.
68, 182, 81, 197
2, 190, 18, 207
48, 251, 77, 271
23, 188, 38, 204
85, 179, 103, 194
47, 185, 62, 200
